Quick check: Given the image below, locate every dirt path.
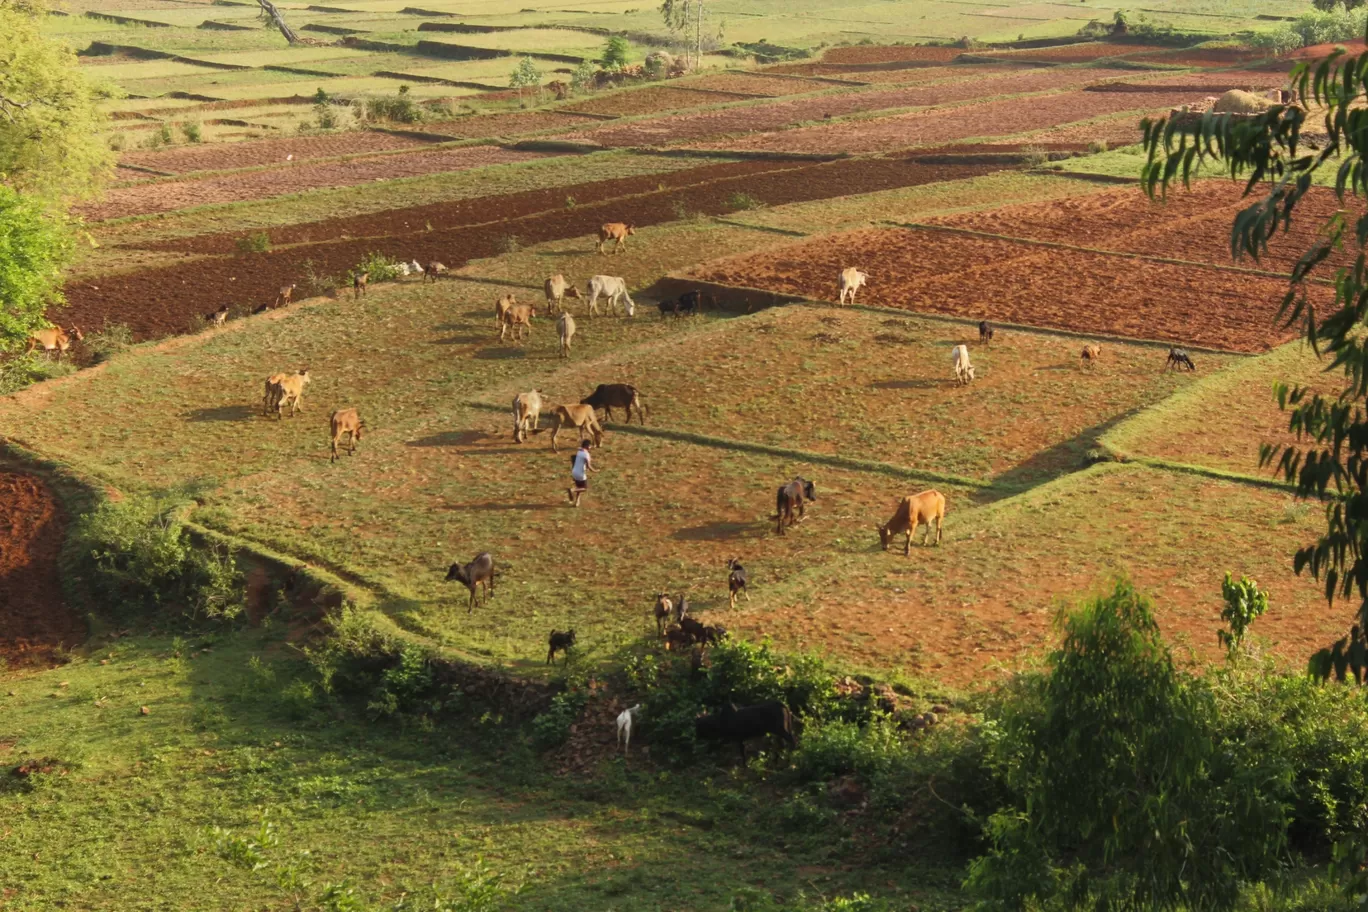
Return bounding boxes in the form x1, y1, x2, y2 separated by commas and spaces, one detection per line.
0, 469, 82, 669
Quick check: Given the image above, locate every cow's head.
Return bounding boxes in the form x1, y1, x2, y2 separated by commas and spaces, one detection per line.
802, 480, 816, 502
877, 524, 891, 550
626, 224, 637, 236
68, 326, 84, 342
354, 420, 364, 441
445, 562, 466, 582
565, 285, 581, 298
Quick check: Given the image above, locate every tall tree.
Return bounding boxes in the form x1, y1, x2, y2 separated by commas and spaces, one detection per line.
659, 0, 705, 71
1140, 45, 1368, 650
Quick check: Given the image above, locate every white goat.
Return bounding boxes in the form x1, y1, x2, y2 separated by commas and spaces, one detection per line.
617, 704, 641, 754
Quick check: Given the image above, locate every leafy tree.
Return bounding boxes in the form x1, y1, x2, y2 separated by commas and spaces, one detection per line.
0, 1, 113, 203
0, 185, 73, 351
660, 0, 706, 71
601, 35, 630, 69
508, 56, 542, 104
1218, 572, 1269, 656
1142, 41, 1368, 662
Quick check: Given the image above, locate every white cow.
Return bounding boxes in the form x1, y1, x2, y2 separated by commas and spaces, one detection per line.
838, 267, 868, 306
512, 390, 543, 443
951, 344, 975, 385
617, 703, 641, 754
587, 275, 635, 317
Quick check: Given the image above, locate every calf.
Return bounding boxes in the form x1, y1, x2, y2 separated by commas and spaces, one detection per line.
699, 624, 727, 647
275, 284, 297, 307
979, 320, 993, 345
264, 369, 310, 419
544, 274, 581, 314
695, 701, 797, 761
425, 262, 448, 282
27, 326, 82, 357
329, 408, 363, 462
653, 593, 674, 636
775, 477, 816, 535
597, 222, 636, 255
1166, 347, 1195, 372
546, 629, 576, 665
550, 404, 603, 453
951, 344, 975, 386
878, 489, 946, 555
838, 267, 868, 306
581, 383, 644, 424
679, 616, 707, 644
727, 558, 749, 610
558, 312, 576, 359
499, 303, 536, 342
512, 390, 543, 444
353, 272, 368, 299
445, 552, 495, 613
587, 275, 635, 317
495, 293, 517, 327
1081, 344, 1102, 369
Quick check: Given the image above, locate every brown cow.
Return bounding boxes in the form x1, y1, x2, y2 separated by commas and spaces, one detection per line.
266, 369, 310, 419
544, 275, 581, 314
329, 408, 363, 462
597, 222, 636, 255
500, 303, 536, 342
877, 490, 946, 555
27, 326, 83, 357
549, 404, 603, 453
1081, 344, 1102, 369
275, 284, 297, 307
495, 293, 517, 327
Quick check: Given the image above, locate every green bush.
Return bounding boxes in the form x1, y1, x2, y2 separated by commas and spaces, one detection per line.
363, 94, 424, 124
793, 715, 903, 783
726, 191, 766, 211
235, 231, 271, 254
179, 121, 202, 143
570, 59, 597, 94
346, 251, 403, 285
366, 645, 436, 718
531, 688, 588, 750
82, 323, 134, 364
72, 498, 245, 622
0, 353, 75, 395
602, 36, 630, 69
1249, 6, 1368, 53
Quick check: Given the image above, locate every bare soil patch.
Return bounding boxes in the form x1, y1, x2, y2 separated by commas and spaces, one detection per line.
823, 45, 963, 65
80, 146, 554, 221
0, 469, 81, 669
686, 226, 1318, 351
684, 72, 834, 96
1130, 46, 1272, 68
993, 42, 1169, 62
564, 85, 753, 116
118, 130, 434, 175
419, 109, 600, 140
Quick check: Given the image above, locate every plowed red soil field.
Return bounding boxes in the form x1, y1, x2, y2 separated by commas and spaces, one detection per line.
561, 68, 1144, 148
118, 130, 434, 175
80, 146, 554, 220
564, 85, 753, 116
823, 45, 963, 64
1131, 46, 1272, 68
927, 183, 1360, 275
0, 470, 81, 668
684, 72, 840, 96
687, 227, 1318, 351
993, 42, 1168, 62
62, 159, 1004, 339
696, 86, 1200, 153
419, 109, 600, 140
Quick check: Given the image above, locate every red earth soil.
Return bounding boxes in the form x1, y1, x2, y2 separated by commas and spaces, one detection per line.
564, 85, 754, 116
79, 146, 554, 221
1285, 39, 1367, 60
693, 87, 1202, 153
687, 227, 1319, 352
62, 159, 1005, 340
765, 62, 950, 80
990, 42, 1170, 62
823, 45, 963, 65
927, 183, 1362, 276
1130, 46, 1272, 68
418, 109, 600, 140
0, 470, 82, 668
683, 72, 839, 96
118, 130, 435, 175
559, 68, 1148, 148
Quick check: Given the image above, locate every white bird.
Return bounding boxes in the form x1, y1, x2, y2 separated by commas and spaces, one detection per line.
616, 704, 641, 754
286, 154, 293, 161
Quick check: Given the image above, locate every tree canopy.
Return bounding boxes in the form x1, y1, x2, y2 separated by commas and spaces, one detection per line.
0, 185, 73, 350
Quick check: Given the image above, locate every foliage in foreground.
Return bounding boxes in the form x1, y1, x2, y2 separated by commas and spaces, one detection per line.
0, 185, 75, 351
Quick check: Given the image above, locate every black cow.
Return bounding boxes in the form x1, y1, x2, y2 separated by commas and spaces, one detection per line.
1166, 347, 1196, 372
979, 320, 994, 345
695, 701, 797, 761
775, 477, 816, 535
547, 629, 576, 665
581, 383, 645, 424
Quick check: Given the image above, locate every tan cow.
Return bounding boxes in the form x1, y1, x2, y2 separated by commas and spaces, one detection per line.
1081, 343, 1102, 369
597, 222, 636, 255
513, 390, 543, 443
838, 267, 868, 306
275, 284, 297, 307
265, 369, 310, 419
494, 293, 516, 326
500, 302, 536, 342
329, 408, 363, 462
353, 272, 368, 299
558, 312, 576, 359
549, 403, 603, 453
27, 326, 82, 357
877, 490, 946, 555
544, 275, 581, 314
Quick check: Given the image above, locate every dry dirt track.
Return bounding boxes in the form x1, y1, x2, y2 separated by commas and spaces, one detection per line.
0, 469, 81, 668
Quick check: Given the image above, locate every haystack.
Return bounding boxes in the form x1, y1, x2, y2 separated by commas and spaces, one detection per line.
1211, 89, 1278, 114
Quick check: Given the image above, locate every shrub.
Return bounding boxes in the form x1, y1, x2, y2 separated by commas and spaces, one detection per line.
0, 353, 75, 395
1218, 572, 1269, 656
1087, 139, 1108, 154
531, 687, 588, 750
107, 132, 126, 152
314, 103, 339, 131
601, 35, 630, 69
235, 231, 271, 254
570, 60, 598, 94
81, 323, 134, 364
1020, 144, 1049, 167
509, 56, 543, 104
363, 94, 424, 124
346, 251, 403, 285
1249, 6, 1368, 53
366, 645, 437, 718
180, 121, 202, 143
726, 191, 766, 211
299, 258, 341, 298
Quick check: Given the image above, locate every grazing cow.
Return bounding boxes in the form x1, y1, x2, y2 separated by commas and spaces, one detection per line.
499, 303, 536, 342
878, 489, 946, 555
550, 404, 603, 453
597, 222, 636, 255
275, 284, 297, 307
581, 383, 644, 424
558, 312, 576, 359
546, 629, 576, 665
951, 344, 976, 386
695, 701, 797, 761
265, 369, 310, 419
1166, 347, 1195, 372
544, 275, 581, 314
679, 616, 707, 644
425, 262, 448, 282
663, 624, 693, 652
838, 267, 868, 306
726, 558, 749, 610
495, 293, 517, 327
206, 305, 229, 327
587, 275, 635, 317
1081, 344, 1102, 369
775, 477, 816, 535
445, 552, 495, 613
353, 272, 368, 299
512, 390, 543, 444
329, 408, 363, 462
658, 290, 703, 318
979, 320, 994, 345
27, 326, 82, 357
654, 593, 674, 636
617, 703, 641, 754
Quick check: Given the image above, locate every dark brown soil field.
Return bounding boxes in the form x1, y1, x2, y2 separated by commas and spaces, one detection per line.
1130, 46, 1272, 67
697, 87, 1199, 153
118, 130, 435, 175
80, 146, 554, 220
823, 45, 963, 64
0, 469, 81, 668
684, 72, 836, 96
564, 85, 754, 116
687, 227, 1318, 351
849, 65, 1018, 85
993, 42, 1169, 62
61, 159, 1005, 340
561, 68, 1143, 148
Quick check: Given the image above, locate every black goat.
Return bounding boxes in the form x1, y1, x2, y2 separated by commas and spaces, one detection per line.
979, 320, 994, 345
1166, 347, 1196, 372
695, 701, 796, 761
727, 558, 749, 610
775, 477, 816, 535
547, 629, 576, 665
445, 552, 495, 613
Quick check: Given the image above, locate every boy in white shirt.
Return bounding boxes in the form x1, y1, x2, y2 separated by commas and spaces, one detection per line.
567, 440, 594, 507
